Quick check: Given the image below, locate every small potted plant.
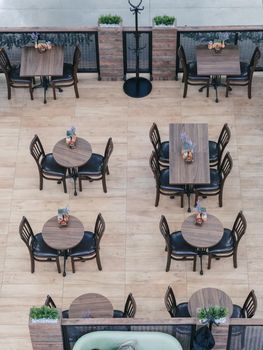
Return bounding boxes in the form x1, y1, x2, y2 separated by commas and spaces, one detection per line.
197, 306, 228, 326
98, 14, 122, 27
153, 15, 176, 27
30, 306, 60, 324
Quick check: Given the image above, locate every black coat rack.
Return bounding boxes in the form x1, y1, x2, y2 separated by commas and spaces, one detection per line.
123, 0, 152, 98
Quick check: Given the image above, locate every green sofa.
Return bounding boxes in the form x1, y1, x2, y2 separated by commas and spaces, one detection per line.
73, 331, 183, 350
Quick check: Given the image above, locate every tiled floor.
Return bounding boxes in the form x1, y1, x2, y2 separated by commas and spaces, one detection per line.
0, 73, 262, 349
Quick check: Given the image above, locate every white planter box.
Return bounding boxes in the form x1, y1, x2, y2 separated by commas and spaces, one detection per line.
98, 24, 122, 28
31, 318, 58, 324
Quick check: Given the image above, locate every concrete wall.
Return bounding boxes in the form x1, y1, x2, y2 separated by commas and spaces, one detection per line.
0, 0, 262, 27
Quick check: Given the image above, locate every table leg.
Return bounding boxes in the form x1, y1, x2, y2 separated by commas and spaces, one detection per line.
42, 76, 49, 104
198, 248, 206, 275
185, 185, 193, 212
72, 167, 78, 196
63, 250, 67, 277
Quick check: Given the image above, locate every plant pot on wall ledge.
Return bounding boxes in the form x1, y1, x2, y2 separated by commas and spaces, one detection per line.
29, 306, 63, 350
98, 14, 123, 27
153, 15, 176, 28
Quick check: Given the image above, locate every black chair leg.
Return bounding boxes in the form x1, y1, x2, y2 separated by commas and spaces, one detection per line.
62, 178, 67, 193
155, 190, 160, 207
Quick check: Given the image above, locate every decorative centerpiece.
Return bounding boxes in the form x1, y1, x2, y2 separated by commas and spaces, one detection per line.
197, 306, 228, 326
208, 40, 225, 53
57, 207, 70, 227
66, 127, 77, 148
31, 32, 52, 53
194, 200, 207, 226
180, 132, 195, 163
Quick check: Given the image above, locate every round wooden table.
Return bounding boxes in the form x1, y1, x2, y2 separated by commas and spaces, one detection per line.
42, 215, 84, 276
181, 214, 223, 275
188, 287, 233, 318
69, 293, 113, 318
53, 137, 92, 196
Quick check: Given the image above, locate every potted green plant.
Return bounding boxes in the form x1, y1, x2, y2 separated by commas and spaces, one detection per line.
153, 15, 176, 27
98, 14, 122, 27
197, 306, 228, 325
30, 305, 60, 323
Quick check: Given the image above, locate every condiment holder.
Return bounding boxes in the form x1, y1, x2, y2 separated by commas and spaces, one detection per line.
66, 127, 77, 149
57, 207, 70, 227
194, 200, 207, 226
180, 132, 195, 163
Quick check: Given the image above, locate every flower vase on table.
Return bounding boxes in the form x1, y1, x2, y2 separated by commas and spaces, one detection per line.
194, 200, 207, 226
66, 127, 77, 149
57, 207, 70, 227
180, 132, 195, 163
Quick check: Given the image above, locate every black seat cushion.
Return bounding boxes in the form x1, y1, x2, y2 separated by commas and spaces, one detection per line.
160, 169, 185, 192
69, 231, 96, 257
188, 62, 210, 80
32, 233, 59, 257
78, 153, 103, 176
194, 169, 221, 192
171, 231, 197, 256
231, 304, 244, 318
11, 65, 32, 84
209, 140, 219, 163
113, 309, 125, 318
208, 228, 235, 254
51, 63, 73, 82
227, 62, 250, 81
41, 153, 66, 177
159, 141, 169, 163
174, 302, 191, 317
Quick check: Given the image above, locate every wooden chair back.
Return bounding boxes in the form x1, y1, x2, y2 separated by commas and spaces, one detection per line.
94, 213, 105, 248
242, 290, 257, 318
159, 215, 171, 252
178, 46, 188, 77
164, 286, 177, 317
149, 151, 161, 186
124, 293, 136, 318
45, 295, 57, 308
19, 216, 35, 250
217, 123, 231, 163
72, 46, 81, 76
102, 138, 113, 174
149, 123, 162, 154
232, 211, 247, 246
219, 152, 233, 186
30, 135, 45, 167
0, 48, 12, 75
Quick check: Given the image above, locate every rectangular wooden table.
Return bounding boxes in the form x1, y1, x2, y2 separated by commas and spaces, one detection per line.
20, 46, 64, 103
169, 123, 210, 212
196, 45, 241, 102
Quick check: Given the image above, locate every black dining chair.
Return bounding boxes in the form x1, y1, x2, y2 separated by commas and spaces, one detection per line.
164, 286, 192, 335
44, 294, 69, 318
78, 138, 113, 193
50, 46, 81, 100
30, 135, 67, 193
0, 47, 34, 100
209, 123, 231, 168
149, 123, 169, 167
69, 213, 105, 272
178, 45, 210, 98
194, 152, 233, 207
160, 215, 197, 272
113, 293, 137, 318
226, 46, 261, 99
207, 211, 247, 269
149, 151, 185, 208
19, 216, 61, 273
230, 290, 257, 348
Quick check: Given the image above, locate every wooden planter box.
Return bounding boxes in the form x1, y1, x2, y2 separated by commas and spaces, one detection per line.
29, 309, 63, 350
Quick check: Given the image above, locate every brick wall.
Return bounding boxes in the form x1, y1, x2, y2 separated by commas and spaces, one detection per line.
98, 27, 123, 81
152, 27, 177, 80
